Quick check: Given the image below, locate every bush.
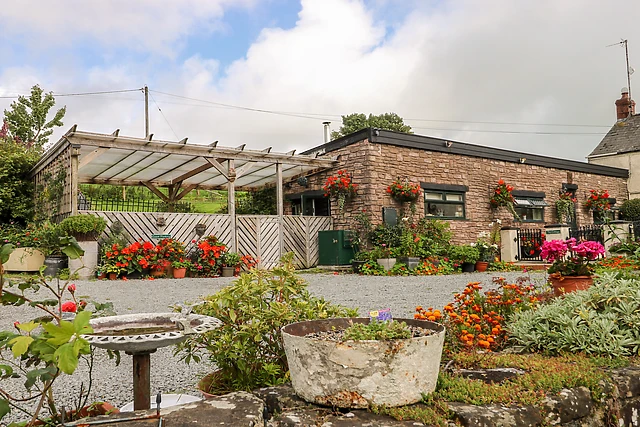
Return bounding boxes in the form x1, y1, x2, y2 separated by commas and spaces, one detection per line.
0, 139, 40, 224
508, 274, 640, 356
621, 198, 640, 221
177, 253, 358, 392
370, 224, 402, 249
448, 245, 480, 264
59, 215, 107, 240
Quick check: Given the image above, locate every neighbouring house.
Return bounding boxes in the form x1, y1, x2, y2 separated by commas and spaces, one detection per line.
588, 88, 640, 199
285, 128, 629, 245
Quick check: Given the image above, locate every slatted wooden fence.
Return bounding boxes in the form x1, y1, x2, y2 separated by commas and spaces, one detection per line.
82, 211, 331, 268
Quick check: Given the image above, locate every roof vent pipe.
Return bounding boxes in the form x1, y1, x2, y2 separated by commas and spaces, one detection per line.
322, 122, 331, 143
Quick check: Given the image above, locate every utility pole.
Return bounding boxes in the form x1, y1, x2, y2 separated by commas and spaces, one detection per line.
608, 39, 633, 103
144, 85, 149, 137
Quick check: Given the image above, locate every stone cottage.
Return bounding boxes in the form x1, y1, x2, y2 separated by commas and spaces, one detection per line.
285, 128, 628, 244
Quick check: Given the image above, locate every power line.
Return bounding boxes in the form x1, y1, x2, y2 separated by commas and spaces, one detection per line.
0, 88, 142, 99
148, 91, 180, 140
411, 126, 606, 136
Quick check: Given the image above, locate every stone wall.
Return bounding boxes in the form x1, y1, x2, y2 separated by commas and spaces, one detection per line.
285, 138, 628, 244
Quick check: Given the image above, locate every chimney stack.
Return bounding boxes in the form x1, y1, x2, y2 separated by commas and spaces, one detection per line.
322, 122, 331, 143
616, 87, 636, 120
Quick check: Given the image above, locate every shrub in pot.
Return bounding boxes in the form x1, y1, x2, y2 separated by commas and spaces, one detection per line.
171, 260, 191, 278
221, 251, 242, 277
58, 214, 107, 241
448, 244, 480, 272
176, 252, 357, 394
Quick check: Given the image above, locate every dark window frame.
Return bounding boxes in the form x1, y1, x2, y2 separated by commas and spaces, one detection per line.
513, 196, 546, 223
424, 190, 466, 220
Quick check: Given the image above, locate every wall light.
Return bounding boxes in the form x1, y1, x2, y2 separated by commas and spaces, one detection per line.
519, 158, 527, 164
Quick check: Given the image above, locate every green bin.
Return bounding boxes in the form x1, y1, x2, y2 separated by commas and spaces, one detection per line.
318, 230, 355, 266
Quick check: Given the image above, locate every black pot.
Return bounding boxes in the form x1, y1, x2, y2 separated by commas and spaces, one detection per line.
461, 262, 475, 273
126, 268, 149, 279
352, 260, 366, 273
397, 256, 421, 270
43, 256, 68, 277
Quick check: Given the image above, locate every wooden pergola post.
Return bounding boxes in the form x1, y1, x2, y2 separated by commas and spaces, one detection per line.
70, 145, 81, 215
276, 162, 283, 258
228, 159, 237, 252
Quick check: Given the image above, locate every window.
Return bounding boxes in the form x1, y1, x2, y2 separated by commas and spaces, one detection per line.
425, 191, 466, 219
512, 191, 547, 222
287, 191, 330, 216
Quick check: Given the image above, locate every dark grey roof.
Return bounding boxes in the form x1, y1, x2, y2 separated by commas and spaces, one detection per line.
588, 114, 640, 157
304, 128, 629, 178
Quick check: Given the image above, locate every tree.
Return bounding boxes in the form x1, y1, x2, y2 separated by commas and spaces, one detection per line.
4, 85, 66, 150
330, 112, 412, 140
0, 134, 40, 223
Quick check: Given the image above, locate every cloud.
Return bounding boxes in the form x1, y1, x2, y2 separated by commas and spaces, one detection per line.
0, 0, 257, 55
2, 0, 640, 162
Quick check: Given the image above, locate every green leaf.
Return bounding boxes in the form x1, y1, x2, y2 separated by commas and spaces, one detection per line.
60, 236, 84, 259
8, 336, 34, 357
54, 342, 79, 374
73, 310, 93, 334
0, 244, 14, 265
0, 398, 10, 420
24, 367, 56, 390
0, 364, 13, 377
43, 320, 75, 346
16, 321, 40, 333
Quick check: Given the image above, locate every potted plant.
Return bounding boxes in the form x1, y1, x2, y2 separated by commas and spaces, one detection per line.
541, 238, 605, 296
103, 263, 122, 280
370, 245, 396, 271
221, 251, 242, 277
322, 169, 358, 213
58, 215, 107, 279
40, 221, 69, 277
351, 251, 371, 273
282, 317, 446, 407
489, 179, 520, 220
584, 189, 611, 223
472, 232, 499, 272
555, 191, 577, 224
449, 244, 480, 272
396, 225, 422, 270
0, 223, 46, 272
171, 259, 191, 279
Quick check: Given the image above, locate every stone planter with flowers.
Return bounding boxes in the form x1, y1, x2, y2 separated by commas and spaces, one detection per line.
0, 223, 46, 272
58, 214, 107, 279
540, 238, 605, 296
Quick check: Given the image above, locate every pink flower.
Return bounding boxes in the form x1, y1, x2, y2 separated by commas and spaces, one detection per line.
68, 284, 76, 293
61, 301, 77, 313
13, 321, 20, 329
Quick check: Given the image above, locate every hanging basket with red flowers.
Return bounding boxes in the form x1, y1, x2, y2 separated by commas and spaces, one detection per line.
387, 178, 421, 204
323, 170, 358, 212
584, 189, 611, 213
489, 179, 520, 220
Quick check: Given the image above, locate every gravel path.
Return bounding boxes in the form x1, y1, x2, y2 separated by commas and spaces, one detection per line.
0, 271, 546, 424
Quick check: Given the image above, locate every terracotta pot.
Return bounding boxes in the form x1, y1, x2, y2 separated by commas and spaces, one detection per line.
550, 275, 593, 296
97, 272, 107, 280
151, 269, 164, 277
475, 261, 489, 272
27, 402, 118, 425
173, 267, 187, 279
108, 272, 118, 280
198, 370, 226, 399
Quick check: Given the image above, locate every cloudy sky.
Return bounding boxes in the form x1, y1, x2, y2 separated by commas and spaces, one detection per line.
0, 0, 638, 161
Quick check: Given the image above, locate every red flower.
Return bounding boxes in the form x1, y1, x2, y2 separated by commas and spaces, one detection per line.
13, 321, 20, 329
62, 301, 77, 313
68, 284, 76, 293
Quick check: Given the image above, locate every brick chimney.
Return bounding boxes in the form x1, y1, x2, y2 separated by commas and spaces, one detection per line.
616, 87, 636, 120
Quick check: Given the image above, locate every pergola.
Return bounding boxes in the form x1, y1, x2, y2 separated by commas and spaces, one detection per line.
31, 125, 336, 249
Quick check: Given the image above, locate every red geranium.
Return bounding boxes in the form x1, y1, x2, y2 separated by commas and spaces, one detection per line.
62, 301, 77, 313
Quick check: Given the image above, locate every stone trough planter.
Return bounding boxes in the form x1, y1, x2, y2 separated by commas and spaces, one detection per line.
281, 317, 445, 408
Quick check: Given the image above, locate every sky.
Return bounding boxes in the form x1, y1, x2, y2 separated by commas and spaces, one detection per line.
0, 0, 639, 161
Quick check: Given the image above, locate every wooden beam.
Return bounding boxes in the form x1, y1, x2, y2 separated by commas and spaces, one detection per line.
204, 157, 229, 180
69, 134, 336, 168
70, 148, 80, 215
141, 181, 169, 203
235, 161, 257, 180
178, 137, 188, 144
208, 141, 218, 148
276, 162, 283, 259
79, 147, 109, 170
228, 159, 237, 251
235, 144, 246, 151
111, 129, 120, 137
170, 161, 214, 184
174, 184, 197, 201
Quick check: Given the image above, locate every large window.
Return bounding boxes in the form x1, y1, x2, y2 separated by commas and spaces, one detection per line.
287, 191, 330, 216
513, 190, 547, 222
422, 183, 468, 220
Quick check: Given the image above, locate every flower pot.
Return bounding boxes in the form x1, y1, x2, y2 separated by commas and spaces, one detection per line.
461, 262, 475, 273
376, 258, 396, 271
151, 268, 165, 277
68, 240, 99, 280
43, 255, 68, 277
550, 275, 594, 296
397, 256, 420, 270
173, 267, 187, 279
282, 318, 446, 408
351, 260, 366, 273
108, 272, 118, 280
475, 261, 489, 272
26, 402, 118, 425
97, 271, 107, 279
221, 266, 235, 277
3, 247, 45, 272
197, 370, 226, 399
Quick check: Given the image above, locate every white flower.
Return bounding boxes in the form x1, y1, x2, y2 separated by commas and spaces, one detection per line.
470, 242, 476, 247
402, 217, 409, 222
495, 219, 502, 224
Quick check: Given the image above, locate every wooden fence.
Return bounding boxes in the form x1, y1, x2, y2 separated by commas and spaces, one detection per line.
82, 210, 331, 268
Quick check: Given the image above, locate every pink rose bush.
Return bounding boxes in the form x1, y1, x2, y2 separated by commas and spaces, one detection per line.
541, 238, 605, 277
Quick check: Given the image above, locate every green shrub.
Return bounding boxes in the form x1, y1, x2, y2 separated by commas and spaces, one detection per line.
508, 273, 640, 356
177, 253, 358, 392
621, 198, 640, 221
0, 139, 40, 224
59, 215, 107, 240
370, 224, 402, 249
343, 320, 411, 341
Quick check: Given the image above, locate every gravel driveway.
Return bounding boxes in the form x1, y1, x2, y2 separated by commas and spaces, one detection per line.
0, 271, 545, 424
